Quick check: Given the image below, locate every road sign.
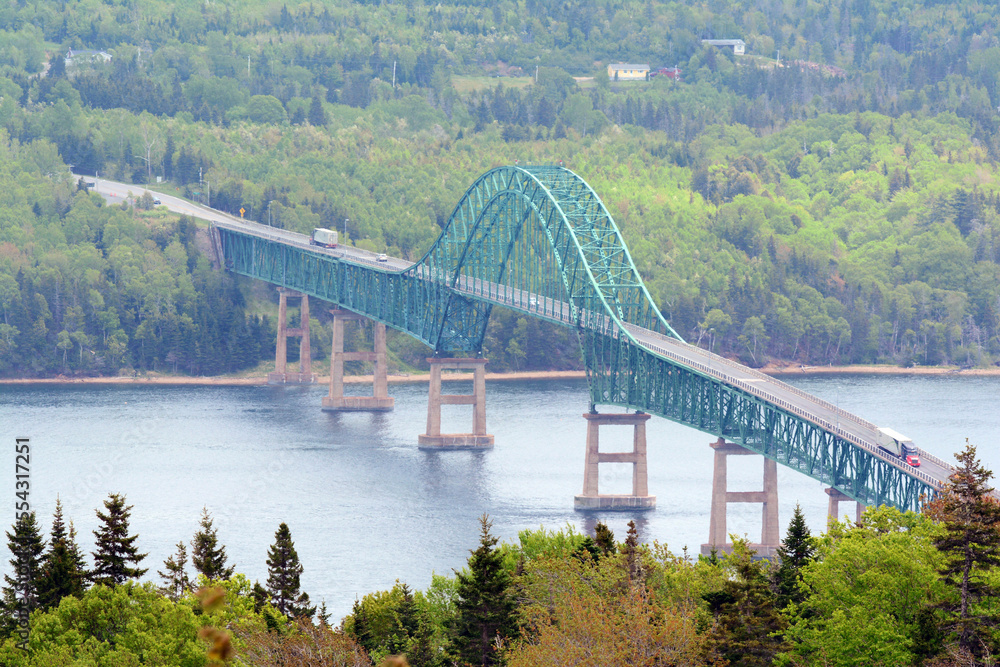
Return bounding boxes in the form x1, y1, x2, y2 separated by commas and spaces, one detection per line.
240, 207, 245, 217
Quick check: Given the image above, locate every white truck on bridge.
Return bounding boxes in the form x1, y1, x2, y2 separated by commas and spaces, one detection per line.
311, 228, 338, 248
876, 427, 921, 467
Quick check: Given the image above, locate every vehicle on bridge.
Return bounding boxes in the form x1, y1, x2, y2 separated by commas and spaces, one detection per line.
311, 228, 338, 248
876, 427, 921, 467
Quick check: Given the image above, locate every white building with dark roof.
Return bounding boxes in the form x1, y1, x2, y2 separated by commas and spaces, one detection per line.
701, 39, 746, 55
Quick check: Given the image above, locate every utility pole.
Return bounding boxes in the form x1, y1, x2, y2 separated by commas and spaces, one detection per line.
535, 65, 539, 83
248, 55, 251, 79
269, 200, 275, 226
392, 60, 396, 88
206, 180, 210, 208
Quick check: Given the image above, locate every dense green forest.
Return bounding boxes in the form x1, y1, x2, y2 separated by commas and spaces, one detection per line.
2, 0, 1000, 376
2, 443, 999, 665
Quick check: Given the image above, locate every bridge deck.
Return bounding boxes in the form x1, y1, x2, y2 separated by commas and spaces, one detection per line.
83, 174, 954, 505
215, 213, 951, 492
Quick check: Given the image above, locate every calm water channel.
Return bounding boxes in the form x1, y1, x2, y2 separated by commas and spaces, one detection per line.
1, 374, 998, 619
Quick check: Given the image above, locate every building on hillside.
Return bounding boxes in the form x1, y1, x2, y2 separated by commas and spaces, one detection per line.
701, 39, 746, 55
650, 66, 682, 80
607, 63, 650, 81
65, 48, 112, 67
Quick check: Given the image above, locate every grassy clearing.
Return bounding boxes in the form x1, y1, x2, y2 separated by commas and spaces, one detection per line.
452, 75, 534, 93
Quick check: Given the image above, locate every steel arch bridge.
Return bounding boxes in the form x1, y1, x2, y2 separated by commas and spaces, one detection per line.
216, 165, 946, 512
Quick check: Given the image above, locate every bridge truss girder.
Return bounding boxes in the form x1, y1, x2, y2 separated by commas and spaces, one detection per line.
584, 328, 929, 511
217, 164, 936, 514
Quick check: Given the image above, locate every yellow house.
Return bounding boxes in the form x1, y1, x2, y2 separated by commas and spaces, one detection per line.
607, 63, 650, 81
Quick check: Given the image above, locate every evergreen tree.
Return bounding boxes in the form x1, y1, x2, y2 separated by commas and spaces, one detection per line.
162, 133, 175, 180
773, 503, 816, 609
593, 521, 616, 557
348, 597, 374, 653
0, 512, 45, 633
91, 493, 147, 586
928, 440, 1000, 660
389, 582, 420, 655
251, 580, 268, 614
38, 499, 87, 609
265, 522, 315, 620
308, 95, 327, 126
158, 541, 190, 601
703, 539, 788, 667
451, 514, 518, 667
622, 519, 645, 585
191, 507, 235, 580
317, 599, 331, 627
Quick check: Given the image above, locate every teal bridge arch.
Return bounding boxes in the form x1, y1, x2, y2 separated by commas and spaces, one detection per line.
216, 165, 946, 513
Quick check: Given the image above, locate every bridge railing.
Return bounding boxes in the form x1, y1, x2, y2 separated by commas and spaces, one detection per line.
632, 333, 943, 491
621, 323, 882, 432
213, 219, 411, 271
621, 322, 954, 480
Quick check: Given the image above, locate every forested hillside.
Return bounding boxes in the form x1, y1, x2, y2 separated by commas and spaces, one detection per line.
2, 0, 1000, 376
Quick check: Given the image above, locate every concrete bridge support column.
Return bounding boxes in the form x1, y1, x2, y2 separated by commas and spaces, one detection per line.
701, 437, 780, 558
826, 487, 865, 527
322, 310, 394, 412
268, 288, 316, 384
418, 358, 493, 450
574, 412, 656, 511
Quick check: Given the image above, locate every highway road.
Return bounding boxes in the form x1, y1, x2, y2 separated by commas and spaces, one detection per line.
84, 175, 952, 490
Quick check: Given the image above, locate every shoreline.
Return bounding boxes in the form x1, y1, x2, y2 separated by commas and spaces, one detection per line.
2, 363, 1000, 387
0, 369, 590, 386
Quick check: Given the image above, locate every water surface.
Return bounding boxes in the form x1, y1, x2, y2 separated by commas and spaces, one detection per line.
1, 374, 997, 619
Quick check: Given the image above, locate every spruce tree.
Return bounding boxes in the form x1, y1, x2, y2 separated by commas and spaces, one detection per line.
389, 582, 420, 655
317, 600, 331, 627
703, 539, 789, 666
265, 522, 315, 620
158, 541, 191, 601
191, 507, 235, 581
38, 498, 87, 609
622, 519, 645, 585
91, 493, 147, 586
451, 514, 518, 667
773, 503, 816, 609
252, 580, 268, 614
308, 95, 327, 126
349, 598, 374, 653
593, 521, 616, 557
928, 441, 1000, 659
0, 512, 45, 633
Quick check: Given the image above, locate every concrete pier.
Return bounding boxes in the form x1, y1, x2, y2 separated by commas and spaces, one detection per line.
574, 412, 656, 511
701, 438, 780, 558
418, 358, 493, 449
322, 310, 394, 412
268, 289, 317, 384
826, 487, 865, 526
